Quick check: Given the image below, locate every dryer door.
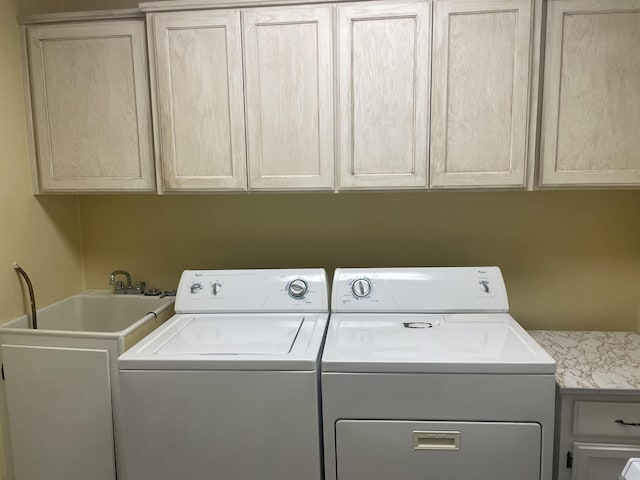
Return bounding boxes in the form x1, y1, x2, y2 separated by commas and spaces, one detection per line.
335, 420, 541, 480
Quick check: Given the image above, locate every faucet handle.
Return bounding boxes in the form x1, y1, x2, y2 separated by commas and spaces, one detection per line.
135, 281, 146, 293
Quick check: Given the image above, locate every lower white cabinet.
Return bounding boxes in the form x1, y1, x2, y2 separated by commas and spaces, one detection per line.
572, 442, 640, 480
0, 302, 174, 480
1, 345, 115, 480
556, 395, 640, 480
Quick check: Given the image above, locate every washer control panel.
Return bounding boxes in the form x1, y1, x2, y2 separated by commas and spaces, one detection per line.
332, 267, 509, 313
176, 269, 328, 313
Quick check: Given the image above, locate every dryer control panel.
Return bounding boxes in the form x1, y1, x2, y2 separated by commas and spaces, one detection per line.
176, 269, 329, 313
332, 267, 509, 313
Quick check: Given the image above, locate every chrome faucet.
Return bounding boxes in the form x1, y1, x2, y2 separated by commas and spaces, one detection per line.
109, 270, 145, 294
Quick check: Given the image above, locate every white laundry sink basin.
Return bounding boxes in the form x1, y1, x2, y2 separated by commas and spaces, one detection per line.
1, 290, 174, 335
0, 290, 175, 480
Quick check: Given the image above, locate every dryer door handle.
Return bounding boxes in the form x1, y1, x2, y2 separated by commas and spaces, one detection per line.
412, 431, 461, 451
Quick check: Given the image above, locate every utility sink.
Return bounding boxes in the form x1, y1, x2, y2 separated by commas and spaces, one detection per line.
0, 290, 175, 480
2, 290, 174, 334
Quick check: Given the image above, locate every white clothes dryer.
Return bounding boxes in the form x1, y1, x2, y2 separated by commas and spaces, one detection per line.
322, 267, 556, 480
118, 269, 328, 480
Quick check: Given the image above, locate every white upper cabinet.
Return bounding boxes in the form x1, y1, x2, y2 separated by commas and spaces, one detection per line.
149, 10, 247, 192
540, 0, 640, 187
243, 6, 334, 191
28, 0, 640, 193
337, 1, 431, 189
430, 0, 536, 189
24, 19, 155, 193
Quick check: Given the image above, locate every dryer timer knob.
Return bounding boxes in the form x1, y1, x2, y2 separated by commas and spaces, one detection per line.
352, 278, 372, 298
287, 279, 308, 298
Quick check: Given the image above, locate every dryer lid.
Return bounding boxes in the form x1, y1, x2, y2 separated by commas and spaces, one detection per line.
321, 313, 555, 374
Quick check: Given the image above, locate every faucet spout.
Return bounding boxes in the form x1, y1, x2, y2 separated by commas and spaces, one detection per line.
109, 270, 132, 289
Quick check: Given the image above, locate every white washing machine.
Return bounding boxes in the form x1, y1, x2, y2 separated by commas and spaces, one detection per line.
322, 267, 556, 480
118, 269, 328, 480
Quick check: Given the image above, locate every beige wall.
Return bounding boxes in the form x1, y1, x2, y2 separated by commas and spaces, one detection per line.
0, 0, 83, 478
0, 0, 84, 325
79, 191, 640, 332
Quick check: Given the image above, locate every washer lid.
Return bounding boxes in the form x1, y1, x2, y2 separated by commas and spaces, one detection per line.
156, 316, 303, 355
119, 313, 328, 371
321, 313, 555, 374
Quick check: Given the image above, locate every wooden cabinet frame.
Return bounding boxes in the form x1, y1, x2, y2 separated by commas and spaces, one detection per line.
23, 18, 155, 193
540, 0, 640, 187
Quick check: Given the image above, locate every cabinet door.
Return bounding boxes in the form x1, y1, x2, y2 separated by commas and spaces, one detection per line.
430, 0, 534, 189
243, 6, 334, 190
540, 0, 640, 186
25, 20, 154, 193
150, 10, 247, 191
572, 443, 640, 480
2, 345, 115, 480
337, 2, 431, 189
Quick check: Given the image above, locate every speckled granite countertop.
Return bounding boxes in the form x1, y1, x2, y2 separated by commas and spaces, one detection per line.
529, 330, 640, 391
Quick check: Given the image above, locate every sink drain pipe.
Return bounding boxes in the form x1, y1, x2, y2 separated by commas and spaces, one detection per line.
13, 263, 37, 329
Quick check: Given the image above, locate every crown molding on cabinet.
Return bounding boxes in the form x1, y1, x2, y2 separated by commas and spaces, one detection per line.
18, 9, 143, 25
140, 0, 345, 12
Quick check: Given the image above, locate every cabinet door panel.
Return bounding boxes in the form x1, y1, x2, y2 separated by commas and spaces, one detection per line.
151, 10, 247, 191
572, 443, 640, 480
540, 0, 640, 186
26, 21, 154, 192
2, 345, 114, 480
244, 6, 334, 190
338, 2, 431, 189
430, 0, 533, 188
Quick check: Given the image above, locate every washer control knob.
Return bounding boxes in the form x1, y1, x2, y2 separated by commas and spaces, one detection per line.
288, 279, 308, 298
212, 282, 222, 296
190, 283, 203, 294
352, 278, 372, 298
